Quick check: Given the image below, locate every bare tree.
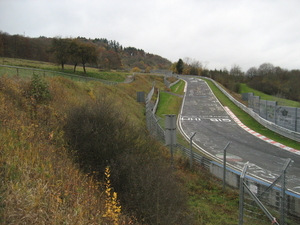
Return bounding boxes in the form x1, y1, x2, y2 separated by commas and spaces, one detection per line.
258, 62, 275, 76
229, 64, 243, 76
246, 67, 258, 77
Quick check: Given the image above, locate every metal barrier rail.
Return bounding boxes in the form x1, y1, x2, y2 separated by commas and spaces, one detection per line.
145, 78, 300, 224
206, 76, 300, 143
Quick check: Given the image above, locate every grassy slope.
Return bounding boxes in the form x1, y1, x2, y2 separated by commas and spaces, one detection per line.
0, 76, 108, 224
203, 79, 300, 149
157, 81, 242, 224
2, 58, 296, 224
240, 83, 300, 107
156, 77, 300, 224
0, 62, 161, 224
1, 57, 129, 82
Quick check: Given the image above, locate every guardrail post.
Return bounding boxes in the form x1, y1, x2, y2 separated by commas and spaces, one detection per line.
239, 162, 249, 225
155, 118, 161, 138
280, 158, 292, 225
189, 132, 196, 169
222, 141, 231, 191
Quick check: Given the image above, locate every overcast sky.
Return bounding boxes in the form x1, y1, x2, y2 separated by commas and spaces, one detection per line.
1, 0, 300, 71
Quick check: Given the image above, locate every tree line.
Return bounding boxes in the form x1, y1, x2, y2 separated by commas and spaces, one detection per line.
0, 31, 172, 72
174, 58, 300, 102
207, 63, 300, 102
172, 57, 205, 75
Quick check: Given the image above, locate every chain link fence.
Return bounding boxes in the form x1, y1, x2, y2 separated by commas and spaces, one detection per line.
2, 65, 300, 224
238, 159, 300, 225
205, 76, 300, 143
145, 83, 300, 225
0, 65, 120, 85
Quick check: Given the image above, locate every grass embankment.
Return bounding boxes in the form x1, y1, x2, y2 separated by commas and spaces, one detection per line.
0, 72, 158, 224
203, 79, 300, 149
0, 63, 165, 220
1, 57, 129, 82
156, 80, 185, 118
1, 58, 289, 224
156, 76, 300, 224
156, 80, 242, 224
239, 83, 300, 108
0, 76, 111, 224
157, 78, 299, 150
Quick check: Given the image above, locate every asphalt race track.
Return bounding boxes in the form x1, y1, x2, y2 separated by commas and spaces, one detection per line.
179, 77, 300, 192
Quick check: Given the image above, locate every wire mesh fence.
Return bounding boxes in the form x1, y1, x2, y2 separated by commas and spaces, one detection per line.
0, 65, 120, 85
2, 64, 299, 224
145, 85, 300, 225
206, 76, 300, 143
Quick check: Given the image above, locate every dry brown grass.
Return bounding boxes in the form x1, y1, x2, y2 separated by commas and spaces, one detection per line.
0, 75, 136, 224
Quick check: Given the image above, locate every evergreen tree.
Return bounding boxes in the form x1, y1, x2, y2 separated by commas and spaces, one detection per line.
176, 58, 184, 74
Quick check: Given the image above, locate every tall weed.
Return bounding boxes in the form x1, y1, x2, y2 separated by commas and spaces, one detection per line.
0, 76, 131, 224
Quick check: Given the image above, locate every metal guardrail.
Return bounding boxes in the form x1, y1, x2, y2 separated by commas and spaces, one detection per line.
145, 78, 300, 224
205, 76, 300, 143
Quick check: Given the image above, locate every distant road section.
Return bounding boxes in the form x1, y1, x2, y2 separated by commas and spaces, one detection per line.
179, 77, 300, 192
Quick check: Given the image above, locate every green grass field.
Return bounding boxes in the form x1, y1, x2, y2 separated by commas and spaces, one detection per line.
0, 57, 129, 82
156, 77, 300, 224
156, 77, 300, 150
205, 79, 300, 149
240, 83, 300, 107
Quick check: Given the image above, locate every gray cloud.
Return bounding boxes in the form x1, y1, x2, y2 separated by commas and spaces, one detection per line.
1, 0, 300, 71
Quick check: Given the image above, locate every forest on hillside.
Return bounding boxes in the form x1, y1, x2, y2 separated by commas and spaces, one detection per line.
0, 31, 172, 71
2, 30, 300, 102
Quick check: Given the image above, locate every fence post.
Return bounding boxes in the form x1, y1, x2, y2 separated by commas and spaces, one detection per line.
222, 141, 231, 191
165, 115, 177, 166
280, 158, 292, 225
296, 108, 298, 132
239, 162, 249, 225
155, 118, 161, 138
189, 132, 196, 169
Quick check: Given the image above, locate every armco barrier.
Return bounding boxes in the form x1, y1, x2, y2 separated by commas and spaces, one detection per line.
203, 76, 300, 143
146, 76, 300, 223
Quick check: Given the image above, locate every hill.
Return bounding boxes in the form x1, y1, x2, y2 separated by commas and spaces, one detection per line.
0, 59, 249, 224
0, 31, 172, 71
0, 69, 193, 224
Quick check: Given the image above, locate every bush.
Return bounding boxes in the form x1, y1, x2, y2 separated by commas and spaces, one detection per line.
29, 73, 51, 104
64, 97, 192, 224
145, 66, 151, 73
132, 67, 141, 73
64, 96, 138, 173
111, 140, 192, 224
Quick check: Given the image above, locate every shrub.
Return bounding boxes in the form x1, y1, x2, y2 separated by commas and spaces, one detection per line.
132, 67, 141, 73
145, 66, 151, 73
111, 140, 192, 224
29, 73, 51, 104
63, 95, 138, 173
102, 166, 122, 225
64, 97, 192, 224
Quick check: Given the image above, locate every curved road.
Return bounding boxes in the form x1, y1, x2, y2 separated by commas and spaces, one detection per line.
179, 77, 300, 192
